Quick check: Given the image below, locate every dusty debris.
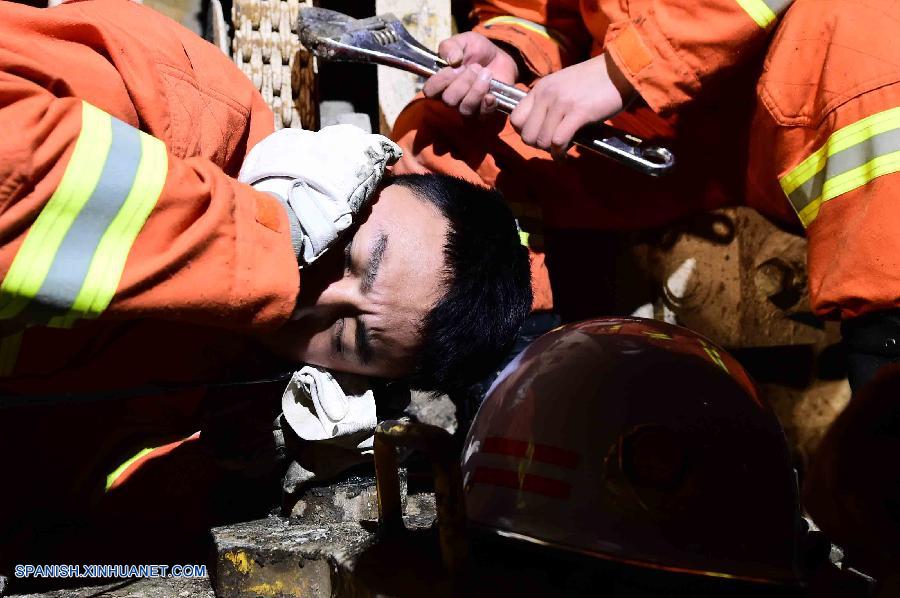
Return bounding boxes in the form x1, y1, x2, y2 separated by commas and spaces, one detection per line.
289, 472, 398, 522
8, 576, 214, 598
407, 391, 457, 434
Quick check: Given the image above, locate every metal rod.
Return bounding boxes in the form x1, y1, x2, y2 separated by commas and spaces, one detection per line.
374, 420, 468, 573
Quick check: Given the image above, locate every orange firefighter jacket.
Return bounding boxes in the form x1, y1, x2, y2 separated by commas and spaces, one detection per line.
393, 0, 900, 321
0, 0, 301, 548
470, 0, 789, 117
0, 0, 299, 394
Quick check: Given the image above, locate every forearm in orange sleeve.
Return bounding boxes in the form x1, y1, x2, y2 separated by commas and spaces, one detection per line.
603, 0, 793, 115
0, 74, 299, 334
471, 0, 592, 77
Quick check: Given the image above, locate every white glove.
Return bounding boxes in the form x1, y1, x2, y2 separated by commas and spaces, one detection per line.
238, 125, 402, 266
280, 365, 377, 450
275, 368, 413, 496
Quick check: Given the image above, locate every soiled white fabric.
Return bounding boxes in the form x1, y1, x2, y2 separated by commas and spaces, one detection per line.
280, 365, 377, 450
238, 125, 402, 266
278, 365, 379, 495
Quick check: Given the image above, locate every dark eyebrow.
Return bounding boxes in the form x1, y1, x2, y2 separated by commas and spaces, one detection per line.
361, 232, 388, 294
355, 318, 374, 365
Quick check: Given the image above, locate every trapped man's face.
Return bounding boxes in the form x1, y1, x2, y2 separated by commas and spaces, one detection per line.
260, 183, 449, 378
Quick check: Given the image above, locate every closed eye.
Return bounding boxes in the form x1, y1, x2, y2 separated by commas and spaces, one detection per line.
344, 238, 353, 274
332, 317, 345, 356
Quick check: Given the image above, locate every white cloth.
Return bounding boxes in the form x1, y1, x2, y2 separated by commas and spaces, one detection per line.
280, 365, 377, 451
278, 365, 379, 495
238, 125, 402, 266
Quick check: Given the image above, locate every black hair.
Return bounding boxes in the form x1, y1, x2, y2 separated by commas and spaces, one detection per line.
389, 173, 532, 394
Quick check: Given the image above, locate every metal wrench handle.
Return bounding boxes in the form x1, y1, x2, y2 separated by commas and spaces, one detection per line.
397, 43, 674, 176
485, 80, 674, 175
297, 6, 674, 176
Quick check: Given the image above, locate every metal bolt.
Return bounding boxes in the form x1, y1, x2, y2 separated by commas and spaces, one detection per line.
755, 257, 803, 310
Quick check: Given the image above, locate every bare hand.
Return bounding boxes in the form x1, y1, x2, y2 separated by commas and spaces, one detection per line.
423, 32, 519, 117
509, 54, 635, 160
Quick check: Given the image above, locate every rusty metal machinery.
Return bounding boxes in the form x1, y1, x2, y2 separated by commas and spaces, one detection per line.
635, 207, 817, 348
627, 207, 851, 469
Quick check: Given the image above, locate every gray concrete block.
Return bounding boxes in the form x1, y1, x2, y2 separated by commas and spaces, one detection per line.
319, 101, 372, 133
332, 113, 372, 133
213, 470, 439, 598
212, 512, 441, 598
319, 101, 355, 128
212, 517, 365, 598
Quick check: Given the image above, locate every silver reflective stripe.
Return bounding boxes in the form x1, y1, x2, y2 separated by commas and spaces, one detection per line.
32, 119, 143, 312
787, 126, 900, 213
735, 0, 792, 28
767, 0, 792, 13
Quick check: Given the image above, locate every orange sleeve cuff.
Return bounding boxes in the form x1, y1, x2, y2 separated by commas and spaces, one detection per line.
232, 183, 300, 329
474, 22, 571, 78
604, 13, 700, 116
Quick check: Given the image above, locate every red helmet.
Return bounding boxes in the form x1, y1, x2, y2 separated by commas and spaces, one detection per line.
461, 317, 801, 585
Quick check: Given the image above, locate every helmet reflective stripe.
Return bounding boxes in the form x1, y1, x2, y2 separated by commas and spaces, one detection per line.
467, 437, 581, 499
0, 101, 168, 327
471, 466, 571, 499
481, 437, 580, 469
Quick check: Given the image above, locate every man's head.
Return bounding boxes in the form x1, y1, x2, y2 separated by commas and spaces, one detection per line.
261, 173, 532, 393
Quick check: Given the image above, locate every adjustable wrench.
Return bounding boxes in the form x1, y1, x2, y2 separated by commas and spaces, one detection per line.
297, 7, 675, 177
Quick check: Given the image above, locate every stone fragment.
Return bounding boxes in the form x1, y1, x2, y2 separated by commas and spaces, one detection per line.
375, 0, 452, 133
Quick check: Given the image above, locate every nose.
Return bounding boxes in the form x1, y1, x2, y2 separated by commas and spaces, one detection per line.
317, 276, 362, 310
293, 275, 363, 324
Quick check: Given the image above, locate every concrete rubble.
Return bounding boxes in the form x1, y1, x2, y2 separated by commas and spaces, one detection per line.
8, 577, 214, 598
5, 474, 439, 598
5, 389, 454, 598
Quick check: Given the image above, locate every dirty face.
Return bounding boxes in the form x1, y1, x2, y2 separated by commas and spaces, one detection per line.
260, 183, 449, 379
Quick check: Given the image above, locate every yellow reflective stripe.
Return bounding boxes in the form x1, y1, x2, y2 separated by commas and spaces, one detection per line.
483, 14, 577, 53
0, 102, 111, 319
518, 230, 530, 246
780, 145, 828, 197
0, 102, 168, 324
484, 16, 553, 41
106, 447, 154, 491
781, 107, 900, 195
734, 0, 778, 27
780, 107, 900, 227
734, 0, 791, 28
0, 331, 24, 376
797, 150, 900, 226
70, 132, 167, 318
